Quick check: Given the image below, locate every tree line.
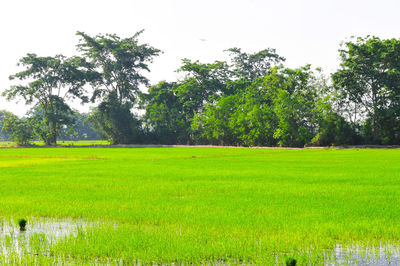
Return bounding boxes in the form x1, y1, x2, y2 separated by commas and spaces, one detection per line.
1, 33, 400, 147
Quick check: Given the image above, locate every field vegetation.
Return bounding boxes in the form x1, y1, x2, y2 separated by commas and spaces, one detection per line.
0, 147, 399, 264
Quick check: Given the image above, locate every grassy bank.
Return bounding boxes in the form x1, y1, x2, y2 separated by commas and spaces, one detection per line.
0, 147, 399, 264
0, 140, 110, 147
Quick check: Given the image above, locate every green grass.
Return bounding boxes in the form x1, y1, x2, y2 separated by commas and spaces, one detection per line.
0, 147, 400, 264
0, 141, 15, 147
0, 140, 110, 147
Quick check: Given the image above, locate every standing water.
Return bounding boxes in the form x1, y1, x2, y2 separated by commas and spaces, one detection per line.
326, 244, 400, 265
0, 217, 89, 258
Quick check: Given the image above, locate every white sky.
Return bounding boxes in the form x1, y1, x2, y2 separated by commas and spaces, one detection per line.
1, 0, 400, 116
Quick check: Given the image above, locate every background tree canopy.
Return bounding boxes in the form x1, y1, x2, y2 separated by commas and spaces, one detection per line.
76, 31, 160, 144
2, 54, 90, 145
2, 34, 400, 147
332, 36, 400, 144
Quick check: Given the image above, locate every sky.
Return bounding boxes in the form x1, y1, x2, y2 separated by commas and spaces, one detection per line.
1, 0, 400, 116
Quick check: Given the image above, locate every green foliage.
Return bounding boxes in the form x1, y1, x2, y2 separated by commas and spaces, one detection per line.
332, 36, 400, 144
311, 113, 359, 146
175, 59, 230, 141
156, 47, 287, 146
229, 77, 277, 146
226, 47, 285, 80
0, 110, 10, 141
193, 66, 327, 147
2, 54, 90, 145
271, 66, 321, 147
76, 31, 160, 103
76, 31, 160, 144
87, 92, 141, 144
192, 77, 277, 146
0, 110, 34, 145
59, 112, 102, 141
192, 94, 240, 145
3, 33, 400, 146
141, 59, 231, 144
27, 100, 76, 145
141, 81, 189, 144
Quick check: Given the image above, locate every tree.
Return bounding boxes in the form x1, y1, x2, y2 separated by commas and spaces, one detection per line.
59, 112, 102, 141
173, 48, 285, 144
192, 66, 325, 147
76, 31, 160, 144
0, 111, 34, 145
87, 92, 142, 144
192, 94, 240, 145
173, 59, 230, 142
27, 104, 75, 143
140, 81, 188, 144
0, 111, 10, 141
332, 36, 400, 144
2, 54, 89, 145
225, 47, 285, 80
311, 112, 360, 146
193, 77, 278, 147
263, 66, 320, 147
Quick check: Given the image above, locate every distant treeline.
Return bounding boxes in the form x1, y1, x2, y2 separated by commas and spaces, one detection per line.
0, 111, 102, 143
1, 33, 400, 147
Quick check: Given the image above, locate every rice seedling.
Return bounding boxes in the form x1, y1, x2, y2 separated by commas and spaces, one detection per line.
18, 218, 27, 231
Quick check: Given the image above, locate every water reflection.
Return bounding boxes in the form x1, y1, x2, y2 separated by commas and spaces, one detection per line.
327, 244, 400, 265
0, 218, 88, 256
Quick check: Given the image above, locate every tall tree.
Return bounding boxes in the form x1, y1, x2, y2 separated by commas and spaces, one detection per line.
332, 36, 400, 143
271, 66, 321, 147
76, 31, 160, 144
2, 54, 89, 145
174, 59, 230, 142
226, 47, 285, 80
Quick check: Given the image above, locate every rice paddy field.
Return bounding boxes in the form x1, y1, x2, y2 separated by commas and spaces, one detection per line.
0, 146, 400, 264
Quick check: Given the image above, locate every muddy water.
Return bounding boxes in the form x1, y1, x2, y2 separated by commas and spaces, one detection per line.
0, 218, 89, 256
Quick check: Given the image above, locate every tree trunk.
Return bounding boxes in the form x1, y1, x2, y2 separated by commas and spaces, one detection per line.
372, 89, 379, 144
49, 121, 57, 145
372, 112, 379, 143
